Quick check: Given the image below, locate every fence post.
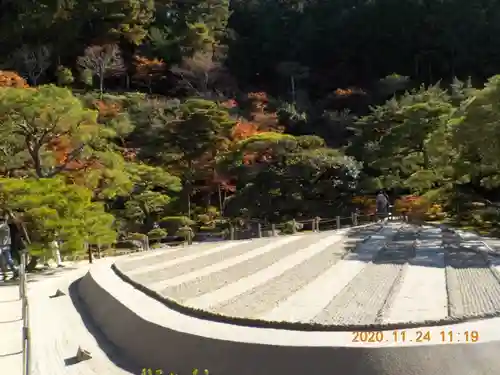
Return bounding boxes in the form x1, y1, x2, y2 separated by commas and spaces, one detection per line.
312, 218, 316, 232
187, 229, 193, 245
257, 223, 262, 238
230, 224, 235, 240
271, 224, 277, 236
86, 241, 93, 264
291, 219, 297, 234
336, 216, 341, 229
353, 212, 358, 226
18, 250, 25, 299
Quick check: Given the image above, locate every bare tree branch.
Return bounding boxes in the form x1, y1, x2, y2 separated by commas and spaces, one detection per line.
12, 45, 51, 85
77, 44, 124, 93
171, 52, 234, 99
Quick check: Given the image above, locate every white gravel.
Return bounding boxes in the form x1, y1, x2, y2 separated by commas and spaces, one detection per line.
383, 251, 447, 323
117, 242, 217, 272
115, 222, 500, 326
258, 237, 384, 322
184, 232, 348, 312
148, 235, 304, 292
30, 261, 137, 375
311, 225, 413, 325
446, 251, 500, 318
155, 233, 334, 302
129, 242, 261, 283
313, 262, 405, 325
126, 241, 251, 276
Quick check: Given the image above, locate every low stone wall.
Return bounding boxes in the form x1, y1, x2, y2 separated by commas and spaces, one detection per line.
77, 261, 500, 375
78, 268, 381, 375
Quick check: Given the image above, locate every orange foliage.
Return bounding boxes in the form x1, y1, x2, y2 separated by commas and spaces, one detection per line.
0, 71, 29, 88
394, 195, 430, 220
394, 195, 445, 221
47, 135, 100, 173
231, 121, 260, 140
133, 56, 166, 88
92, 99, 122, 121
246, 92, 282, 132
352, 196, 377, 215
334, 87, 366, 97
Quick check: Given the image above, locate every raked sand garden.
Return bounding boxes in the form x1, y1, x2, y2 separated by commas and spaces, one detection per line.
114, 222, 500, 328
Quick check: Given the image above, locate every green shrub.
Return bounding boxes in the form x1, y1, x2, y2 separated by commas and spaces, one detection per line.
80, 68, 93, 86
176, 225, 194, 240
196, 214, 211, 225
56, 65, 75, 86
115, 240, 143, 250
282, 220, 304, 234
127, 232, 147, 241
147, 228, 167, 241
160, 216, 195, 235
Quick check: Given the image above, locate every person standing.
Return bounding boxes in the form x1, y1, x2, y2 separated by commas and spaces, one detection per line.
51, 238, 63, 268
376, 190, 389, 221
0, 216, 18, 280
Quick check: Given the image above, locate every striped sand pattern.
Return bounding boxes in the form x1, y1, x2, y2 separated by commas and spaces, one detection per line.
126, 240, 251, 276
184, 230, 350, 312
383, 229, 448, 323
259, 235, 386, 322
114, 222, 500, 327
148, 234, 307, 293
117, 241, 236, 272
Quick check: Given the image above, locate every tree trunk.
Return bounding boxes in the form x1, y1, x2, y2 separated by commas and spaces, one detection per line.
86, 241, 93, 264
218, 184, 223, 215
99, 74, 104, 97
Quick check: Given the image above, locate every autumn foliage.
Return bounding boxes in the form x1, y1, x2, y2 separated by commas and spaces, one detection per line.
0, 71, 29, 88
393, 195, 445, 221
231, 121, 260, 140
133, 56, 166, 91
246, 92, 282, 131
334, 87, 366, 97
352, 196, 376, 214
93, 99, 122, 120
47, 136, 101, 184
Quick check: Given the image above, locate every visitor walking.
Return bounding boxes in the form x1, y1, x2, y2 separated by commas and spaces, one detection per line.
376, 190, 389, 221
0, 216, 18, 280
51, 239, 63, 268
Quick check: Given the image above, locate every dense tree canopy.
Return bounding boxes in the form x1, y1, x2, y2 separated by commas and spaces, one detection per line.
2, 0, 500, 256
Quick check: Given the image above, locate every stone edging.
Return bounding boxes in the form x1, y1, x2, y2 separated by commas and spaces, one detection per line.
111, 223, 500, 332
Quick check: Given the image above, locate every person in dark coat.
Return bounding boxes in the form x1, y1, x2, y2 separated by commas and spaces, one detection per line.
376, 190, 389, 220
8, 222, 21, 265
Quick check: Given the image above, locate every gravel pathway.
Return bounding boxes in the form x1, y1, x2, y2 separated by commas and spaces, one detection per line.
446, 250, 500, 318
199, 232, 349, 316
150, 234, 323, 301
30, 261, 137, 375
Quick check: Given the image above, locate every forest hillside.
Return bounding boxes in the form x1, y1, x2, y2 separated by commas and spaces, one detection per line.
0, 0, 499, 256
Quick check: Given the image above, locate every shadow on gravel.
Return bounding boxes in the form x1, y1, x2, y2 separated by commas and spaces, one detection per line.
68, 278, 142, 374
446, 250, 489, 268
341, 223, 490, 269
